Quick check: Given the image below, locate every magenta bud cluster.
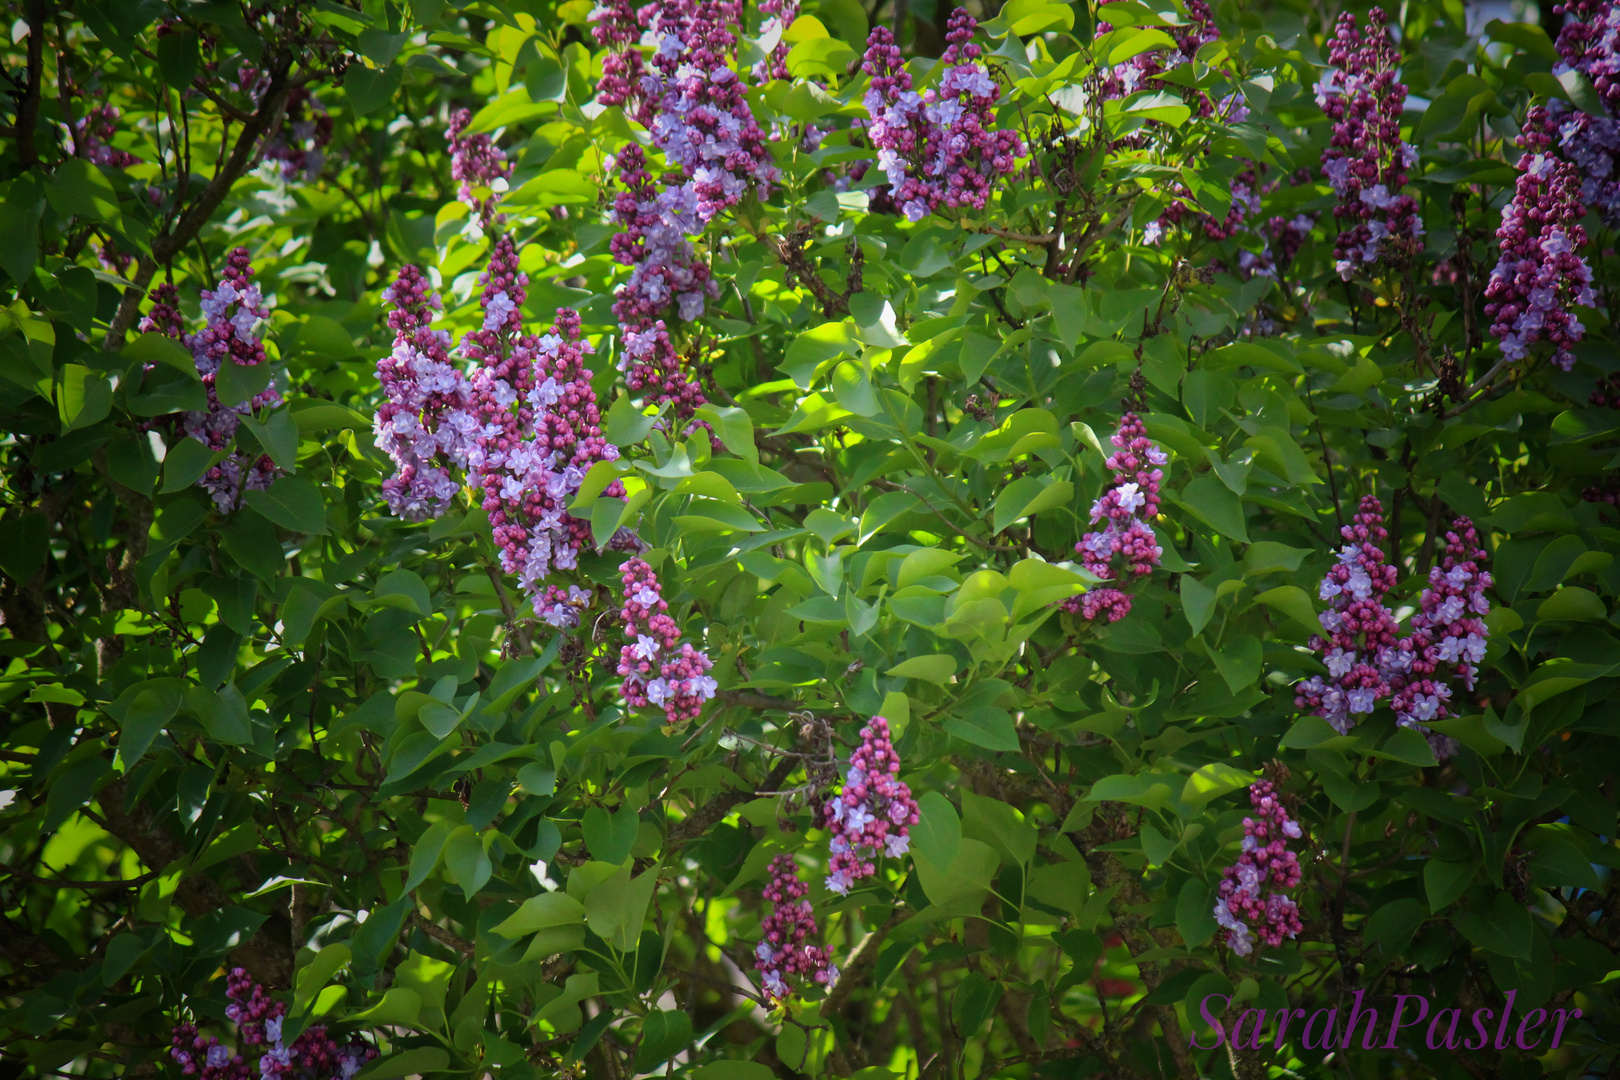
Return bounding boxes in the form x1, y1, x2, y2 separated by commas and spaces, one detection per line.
1548, 0, 1620, 226
1213, 781, 1305, 958
447, 107, 513, 225
1293, 497, 1492, 759
1314, 8, 1424, 279
615, 556, 717, 724
859, 10, 1024, 223
1484, 107, 1596, 372
1062, 412, 1167, 624
138, 248, 284, 513
169, 967, 374, 1080
755, 855, 838, 1003
819, 717, 918, 895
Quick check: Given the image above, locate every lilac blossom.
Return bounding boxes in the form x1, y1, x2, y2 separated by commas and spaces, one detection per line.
1062, 412, 1167, 624
464, 242, 621, 605
1314, 9, 1424, 279
448, 107, 512, 224
1293, 499, 1492, 759
1213, 782, 1304, 958
1542, 1, 1620, 225
820, 717, 919, 895
375, 265, 477, 522
615, 556, 717, 724
170, 967, 374, 1079
138, 250, 285, 512
1483, 107, 1595, 372
859, 11, 1024, 223
755, 855, 838, 1003
66, 105, 140, 168
1294, 496, 1402, 732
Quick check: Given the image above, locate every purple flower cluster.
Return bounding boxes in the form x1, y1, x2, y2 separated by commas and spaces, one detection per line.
375, 265, 476, 522
615, 556, 717, 724
1546, 0, 1620, 224
374, 241, 621, 623
139, 250, 285, 512
463, 244, 621, 605
448, 107, 512, 224
1314, 8, 1423, 279
67, 105, 141, 167
1484, 108, 1596, 372
859, 11, 1023, 222
1213, 781, 1304, 958
1062, 412, 1166, 624
1293, 497, 1491, 758
819, 717, 918, 895
1390, 518, 1492, 756
593, 0, 773, 337
755, 855, 838, 1003
170, 968, 374, 1080
753, 0, 801, 82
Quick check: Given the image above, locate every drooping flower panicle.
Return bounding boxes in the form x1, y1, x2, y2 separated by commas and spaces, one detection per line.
616, 556, 717, 724
1213, 781, 1305, 958
170, 967, 375, 1080
448, 107, 512, 224
1063, 412, 1167, 623
1314, 8, 1424, 279
821, 717, 918, 895
755, 855, 838, 1003
139, 249, 284, 513
375, 264, 476, 522
859, 10, 1024, 223
1484, 107, 1596, 372
1293, 497, 1491, 759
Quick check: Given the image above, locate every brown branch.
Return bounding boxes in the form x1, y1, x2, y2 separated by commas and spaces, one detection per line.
94, 778, 294, 986
665, 755, 798, 853
0, 862, 162, 890
408, 911, 475, 957
13, 0, 46, 171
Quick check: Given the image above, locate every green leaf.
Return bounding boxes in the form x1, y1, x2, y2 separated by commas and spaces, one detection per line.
240, 410, 300, 472
0, 513, 48, 582
634, 1010, 693, 1071
785, 37, 856, 77
1209, 633, 1262, 694
1425, 856, 1479, 913
1180, 575, 1216, 636
444, 826, 493, 898
952, 972, 1004, 1037
1180, 762, 1258, 806
355, 1049, 451, 1080
691, 1065, 775, 1080
943, 706, 1020, 752
1452, 892, 1533, 961
1365, 897, 1427, 959
583, 861, 660, 951
157, 29, 200, 86
375, 568, 432, 616
492, 891, 586, 937
913, 791, 962, 870
243, 475, 327, 534
886, 653, 956, 685
292, 943, 351, 1017
58, 365, 112, 431
1173, 474, 1249, 543
960, 790, 1037, 866
914, 838, 998, 912
1255, 585, 1319, 635
1278, 715, 1359, 751
1175, 879, 1216, 947
583, 805, 640, 865
111, 681, 184, 771
992, 477, 1073, 534
345, 62, 403, 116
